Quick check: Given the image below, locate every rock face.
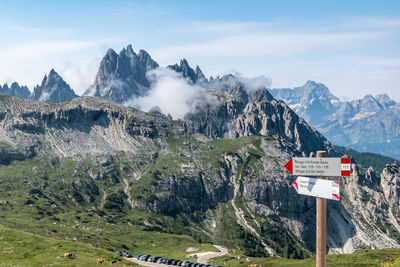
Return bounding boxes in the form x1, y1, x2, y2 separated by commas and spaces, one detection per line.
270, 81, 400, 159
0, 82, 31, 99
381, 162, 400, 214
0, 96, 166, 157
84, 45, 159, 103
167, 58, 206, 84
31, 69, 78, 102
184, 83, 333, 157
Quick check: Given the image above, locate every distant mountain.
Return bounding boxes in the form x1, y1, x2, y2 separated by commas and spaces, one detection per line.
0, 82, 30, 99
83, 44, 159, 103
270, 82, 400, 159
167, 58, 206, 84
31, 69, 78, 102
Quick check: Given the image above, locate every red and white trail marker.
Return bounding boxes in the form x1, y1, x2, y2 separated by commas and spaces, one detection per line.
284, 157, 351, 177
292, 176, 340, 201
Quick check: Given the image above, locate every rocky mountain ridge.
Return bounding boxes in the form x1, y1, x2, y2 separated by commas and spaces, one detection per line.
0, 82, 31, 99
270, 81, 400, 159
1, 69, 78, 103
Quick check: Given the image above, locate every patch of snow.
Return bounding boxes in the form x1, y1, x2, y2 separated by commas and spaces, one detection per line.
350, 111, 377, 121
289, 104, 302, 110
39, 91, 51, 101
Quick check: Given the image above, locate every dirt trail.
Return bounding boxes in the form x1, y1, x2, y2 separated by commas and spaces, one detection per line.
231, 178, 276, 256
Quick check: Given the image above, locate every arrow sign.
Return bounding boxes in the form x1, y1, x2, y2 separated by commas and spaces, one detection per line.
284, 157, 351, 176
292, 176, 340, 201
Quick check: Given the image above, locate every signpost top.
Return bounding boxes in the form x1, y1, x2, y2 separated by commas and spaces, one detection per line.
284, 157, 351, 177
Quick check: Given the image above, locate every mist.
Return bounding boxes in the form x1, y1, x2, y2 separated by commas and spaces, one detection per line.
126, 68, 210, 120
124, 67, 273, 120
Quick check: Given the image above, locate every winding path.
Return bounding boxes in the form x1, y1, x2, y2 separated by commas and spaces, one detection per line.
188, 245, 228, 264
125, 245, 228, 266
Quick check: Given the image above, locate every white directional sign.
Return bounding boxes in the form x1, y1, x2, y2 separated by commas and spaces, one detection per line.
292, 176, 340, 201
284, 157, 351, 177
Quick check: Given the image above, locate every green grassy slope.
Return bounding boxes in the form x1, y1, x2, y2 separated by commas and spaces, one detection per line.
0, 224, 138, 266
211, 249, 400, 267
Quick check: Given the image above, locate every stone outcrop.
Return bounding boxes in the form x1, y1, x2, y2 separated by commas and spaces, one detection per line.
381, 162, 400, 214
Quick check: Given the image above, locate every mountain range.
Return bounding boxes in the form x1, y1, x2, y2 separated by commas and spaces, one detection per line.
0, 83, 399, 258
2, 45, 398, 160
1, 44, 400, 261
270, 81, 400, 159
1, 68, 77, 102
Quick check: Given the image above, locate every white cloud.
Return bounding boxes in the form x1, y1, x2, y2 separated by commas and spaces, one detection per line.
0, 37, 119, 93
126, 68, 208, 119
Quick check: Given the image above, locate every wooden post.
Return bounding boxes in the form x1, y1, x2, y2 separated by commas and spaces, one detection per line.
316, 150, 327, 267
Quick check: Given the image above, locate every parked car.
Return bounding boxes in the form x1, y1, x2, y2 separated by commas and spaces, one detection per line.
121, 252, 132, 258
116, 251, 123, 256
127, 253, 132, 258
141, 255, 150, 261
136, 254, 143, 259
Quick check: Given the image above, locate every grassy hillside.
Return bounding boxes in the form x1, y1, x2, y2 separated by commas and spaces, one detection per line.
211, 249, 400, 267
1, 134, 400, 265
0, 224, 138, 266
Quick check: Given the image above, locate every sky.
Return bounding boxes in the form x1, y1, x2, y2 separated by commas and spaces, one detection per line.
0, 0, 399, 101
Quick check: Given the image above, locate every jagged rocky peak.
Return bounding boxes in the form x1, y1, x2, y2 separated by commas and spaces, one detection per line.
270, 80, 339, 105
84, 44, 159, 103
301, 80, 336, 98
138, 49, 159, 69
351, 94, 383, 114
227, 82, 248, 103
248, 87, 274, 103
31, 69, 78, 102
208, 74, 238, 91
358, 167, 378, 188
0, 82, 30, 99
375, 93, 396, 108
195, 65, 206, 81
167, 58, 205, 84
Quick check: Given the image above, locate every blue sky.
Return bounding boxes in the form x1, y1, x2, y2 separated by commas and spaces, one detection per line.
0, 0, 399, 100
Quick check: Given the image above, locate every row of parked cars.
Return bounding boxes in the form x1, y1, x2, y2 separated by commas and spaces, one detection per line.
116, 251, 132, 258
136, 254, 220, 267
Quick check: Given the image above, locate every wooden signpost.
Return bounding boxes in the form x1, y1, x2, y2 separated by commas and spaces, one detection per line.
284, 151, 350, 267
